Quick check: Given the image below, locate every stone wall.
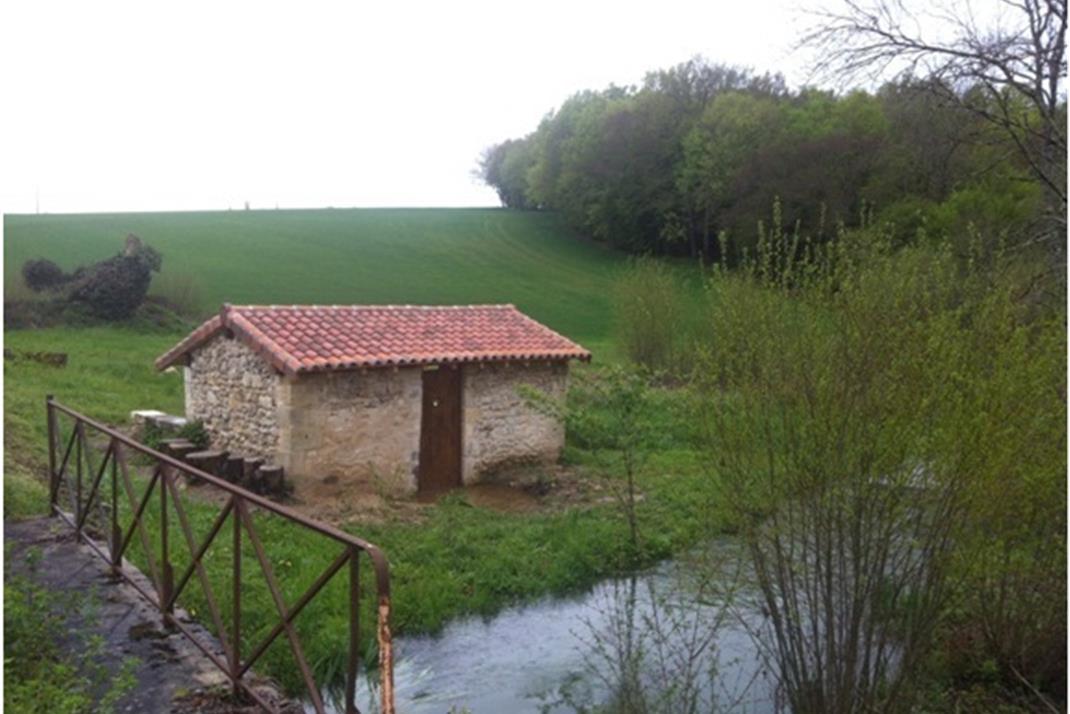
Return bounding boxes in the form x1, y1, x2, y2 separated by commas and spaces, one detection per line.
461, 362, 568, 484
277, 368, 423, 494
184, 344, 571, 495
184, 336, 281, 459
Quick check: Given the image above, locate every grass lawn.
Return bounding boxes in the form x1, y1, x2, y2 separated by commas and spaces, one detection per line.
3, 208, 719, 698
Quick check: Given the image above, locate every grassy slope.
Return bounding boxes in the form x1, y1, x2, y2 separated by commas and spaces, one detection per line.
4, 208, 622, 350
3, 208, 719, 694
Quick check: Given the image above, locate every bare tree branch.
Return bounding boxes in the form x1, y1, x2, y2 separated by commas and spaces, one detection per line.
800, 0, 1067, 244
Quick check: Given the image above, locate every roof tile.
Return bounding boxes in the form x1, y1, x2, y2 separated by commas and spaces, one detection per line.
155, 304, 591, 374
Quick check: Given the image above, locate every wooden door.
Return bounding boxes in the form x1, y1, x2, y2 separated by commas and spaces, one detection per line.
418, 367, 462, 493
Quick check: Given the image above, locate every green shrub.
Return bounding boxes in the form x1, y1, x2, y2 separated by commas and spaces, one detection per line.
694, 216, 1065, 711
612, 258, 701, 375
178, 419, 210, 449
141, 419, 209, 451
69, 255, 154, 320
21, 259, 69, 292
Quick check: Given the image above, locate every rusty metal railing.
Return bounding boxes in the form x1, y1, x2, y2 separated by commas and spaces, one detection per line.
45, 396, 394, 714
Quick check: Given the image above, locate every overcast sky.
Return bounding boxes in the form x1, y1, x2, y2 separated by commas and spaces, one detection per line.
1, 1, 821, 214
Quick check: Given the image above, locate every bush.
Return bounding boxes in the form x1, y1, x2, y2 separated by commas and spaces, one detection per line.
18, 235, 165, 322
613, 258, 696, 375
21, 259, 68, 292
68, 255, 154, 320
695, 217, 1065, 711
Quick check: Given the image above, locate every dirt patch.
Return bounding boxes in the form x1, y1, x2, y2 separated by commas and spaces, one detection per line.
287, 474, 431, 526
457, 483, 540, 513
173, 460, 617, 530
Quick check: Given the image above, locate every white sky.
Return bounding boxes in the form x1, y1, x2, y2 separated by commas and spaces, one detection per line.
0, 0, 818, 213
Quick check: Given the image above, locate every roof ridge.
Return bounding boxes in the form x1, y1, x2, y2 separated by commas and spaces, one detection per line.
229, 304, 516, 311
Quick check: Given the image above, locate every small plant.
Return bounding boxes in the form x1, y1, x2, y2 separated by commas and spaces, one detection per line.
140, 418, 208, 451
140, 419, 164, 451
177, 419, 210, 449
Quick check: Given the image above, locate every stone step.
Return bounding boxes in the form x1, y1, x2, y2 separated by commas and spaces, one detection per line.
184, 450, 227, 482
257, 465, 285, 495
222, 455, 244, 484
161, 440, 198, 459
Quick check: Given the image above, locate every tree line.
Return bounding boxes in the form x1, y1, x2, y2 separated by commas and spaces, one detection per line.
478, 57, 1063, 262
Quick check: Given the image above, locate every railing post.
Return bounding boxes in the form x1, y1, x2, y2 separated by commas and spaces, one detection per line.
346, 549, 360, 714
46, 395, 57, 511
75, 421, 83, 536
232, 495, 242, 697
161, 465, 174, 620
379, 585, 395, 714
111, 439, 121, 574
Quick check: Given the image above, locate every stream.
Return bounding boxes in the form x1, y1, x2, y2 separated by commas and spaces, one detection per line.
341, 539, 778, 713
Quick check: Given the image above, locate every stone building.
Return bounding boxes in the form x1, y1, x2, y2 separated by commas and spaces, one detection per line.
155, 304, 590, 495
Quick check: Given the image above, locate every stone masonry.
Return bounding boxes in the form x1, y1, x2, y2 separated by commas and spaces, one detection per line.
461, 362, 568, 484
184, 336, 280, 460
276, 368, 423, 494
182, 335, 571, 495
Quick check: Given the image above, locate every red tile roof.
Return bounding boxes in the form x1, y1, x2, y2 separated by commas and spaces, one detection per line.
155, 304, 591, 374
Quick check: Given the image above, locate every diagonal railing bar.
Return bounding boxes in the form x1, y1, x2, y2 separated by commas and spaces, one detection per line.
169, 496, 235, 610
115, 466, 160, 564
45, 397, 395, 714
81, 429, 115, 533
94, 439, 116, 540
76, 439, 114, 532
163, 474, 235, 667
116, 453, 162, 592
51, 423, 77, 506
239, 547, 351, 678
238, 499, 327, 714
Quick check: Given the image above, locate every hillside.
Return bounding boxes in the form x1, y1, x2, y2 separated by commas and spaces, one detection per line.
3, 208, 623, 346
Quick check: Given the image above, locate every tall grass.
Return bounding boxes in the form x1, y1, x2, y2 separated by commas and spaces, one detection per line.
3, 275, 48, 303
149, 270, 207, 318
612, 258, 704, 376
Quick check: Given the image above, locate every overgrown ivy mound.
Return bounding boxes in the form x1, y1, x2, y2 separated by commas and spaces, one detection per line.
14, 234, 164, 325
21, 259, 68, 292
69, 253, 154, 319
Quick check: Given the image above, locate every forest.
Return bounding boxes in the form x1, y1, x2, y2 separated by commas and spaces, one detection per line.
479, 59, 1064, 265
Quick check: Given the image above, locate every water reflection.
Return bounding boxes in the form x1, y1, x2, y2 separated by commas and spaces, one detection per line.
343, 539, 777, 713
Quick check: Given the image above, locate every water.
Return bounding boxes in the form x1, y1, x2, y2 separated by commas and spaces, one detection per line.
344, 540, 777, 713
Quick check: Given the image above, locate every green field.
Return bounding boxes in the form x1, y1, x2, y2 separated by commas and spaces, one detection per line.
4, 208, 623, 349
3, 207, 721, 698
